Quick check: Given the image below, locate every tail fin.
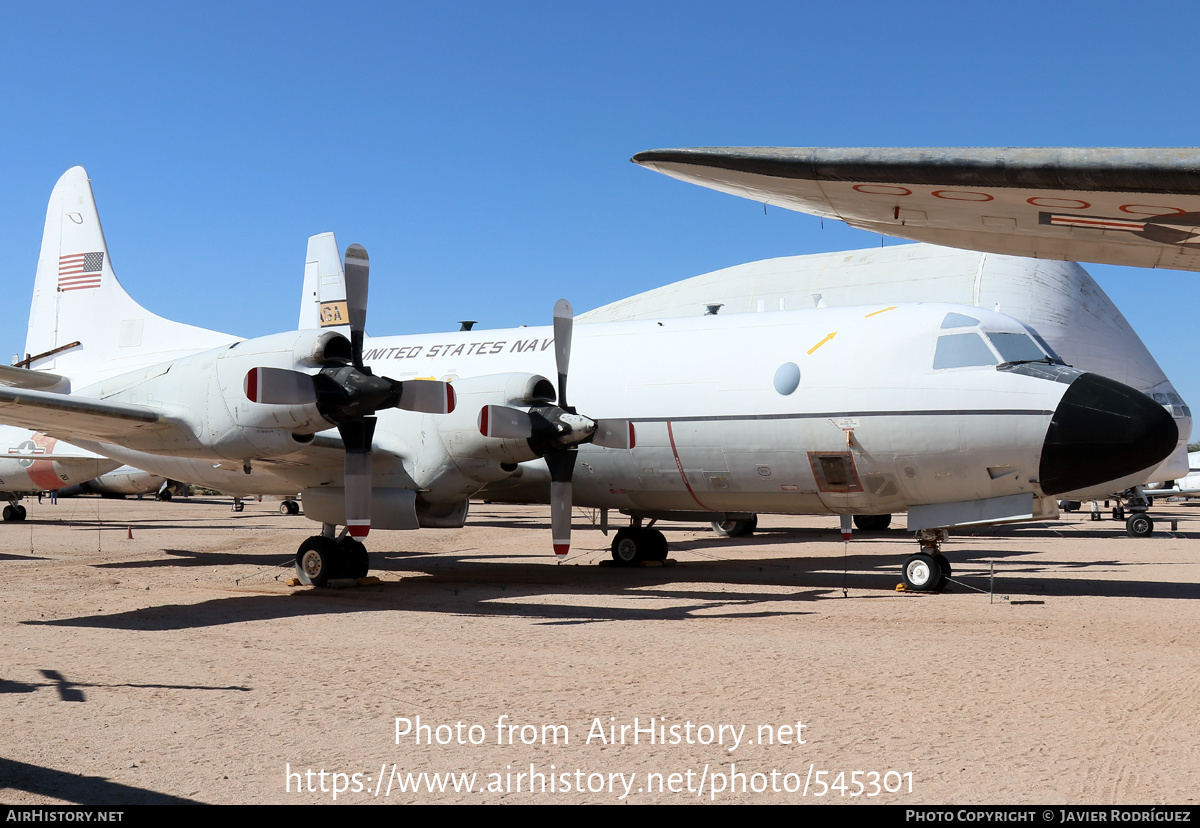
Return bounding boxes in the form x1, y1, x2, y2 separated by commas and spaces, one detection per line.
23, 167, 237, 382
297, 232, 351, 334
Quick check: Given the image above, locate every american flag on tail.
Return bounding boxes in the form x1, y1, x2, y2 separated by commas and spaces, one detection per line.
58, 252, 104, 291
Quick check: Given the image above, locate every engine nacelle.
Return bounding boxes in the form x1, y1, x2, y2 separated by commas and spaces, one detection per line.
410, 373, 555, 498
77, 329, 351, 461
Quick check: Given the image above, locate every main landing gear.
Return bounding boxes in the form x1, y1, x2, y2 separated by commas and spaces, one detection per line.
902, 529, 951, 592
296, 525, 370, 587
279, 499, 301, 515
2, 501, 27, 521
610, 518, 668, 566
711, 515, 758, 537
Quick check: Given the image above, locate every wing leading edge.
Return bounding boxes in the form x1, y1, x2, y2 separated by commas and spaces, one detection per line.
632, 147, 1200, 272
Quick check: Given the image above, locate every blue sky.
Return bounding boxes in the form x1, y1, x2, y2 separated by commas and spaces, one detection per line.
1, 1, 1197, 419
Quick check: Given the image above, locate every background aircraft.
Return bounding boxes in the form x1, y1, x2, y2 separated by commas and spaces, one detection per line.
0, 425, 118, 519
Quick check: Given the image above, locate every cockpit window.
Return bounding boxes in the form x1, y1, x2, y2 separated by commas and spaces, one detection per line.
934, 333, 997, 369
941, 312, 980, 329
987, 332, 1046, 364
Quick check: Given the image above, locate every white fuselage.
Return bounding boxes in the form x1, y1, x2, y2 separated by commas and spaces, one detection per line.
74, 303, 1113, 524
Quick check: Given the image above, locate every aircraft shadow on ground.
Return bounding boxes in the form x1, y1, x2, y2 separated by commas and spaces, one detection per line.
24, 524, 1200, 633
0, 756, 201, 805
0, 669, 249, 702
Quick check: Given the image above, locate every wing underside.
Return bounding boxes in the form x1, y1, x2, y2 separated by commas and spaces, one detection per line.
633, 147, 1200, 272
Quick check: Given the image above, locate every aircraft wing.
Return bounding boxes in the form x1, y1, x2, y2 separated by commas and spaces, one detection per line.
0, 387, 179, 444
632, 147, 1200, 272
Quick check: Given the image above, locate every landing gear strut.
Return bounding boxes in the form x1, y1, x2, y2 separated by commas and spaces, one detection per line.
1115, 487, 1154, 538
295, 525, 370, 586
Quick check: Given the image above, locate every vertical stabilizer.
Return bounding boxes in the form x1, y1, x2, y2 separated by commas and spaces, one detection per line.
298, 232, 350, 334
23, 167, 238, 383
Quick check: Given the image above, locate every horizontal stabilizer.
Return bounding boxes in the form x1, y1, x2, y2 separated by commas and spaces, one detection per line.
633, 147, 1200, 272
0, 364, 68, 391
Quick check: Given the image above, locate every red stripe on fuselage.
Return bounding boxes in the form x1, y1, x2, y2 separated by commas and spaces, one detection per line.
666, 421, 713, 512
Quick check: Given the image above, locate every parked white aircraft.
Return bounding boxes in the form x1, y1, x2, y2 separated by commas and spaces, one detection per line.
0, 167, 1179, 591
1145, 451, 1200, 500
0, 424, 118, 519
572, 243, 1191, 536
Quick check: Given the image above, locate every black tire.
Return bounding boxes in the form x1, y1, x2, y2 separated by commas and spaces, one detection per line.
646, 529, 668, 561
902, 553, 943, 592
279, 502, 292, 515
711, 516, 757, 537
611, 528, 645, 566
937, 557, 952, 589
1126, 513, 1154, 538
234, 502, 245, 512
337, 537, 370, 578
157, 490, 173, 502
15, 505, 27, 521
287, 501, 300, 515
853, 514, 891, 532
2, 505, 14, 522
296, 536, 338, 586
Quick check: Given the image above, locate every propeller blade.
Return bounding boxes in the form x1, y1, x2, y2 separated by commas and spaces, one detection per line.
397, 380, 456, 414
553, 299, 573, 409
591, 419, 636, 450
338, 417, 376, 539
478, 405, 533, 439
344, 243, 369, 369
244, 367, 317, 405
545, 449, 577, 556
551, 480, 571, 556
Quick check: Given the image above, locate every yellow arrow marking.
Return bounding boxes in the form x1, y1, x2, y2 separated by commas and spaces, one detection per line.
865, 306, 897, 318
807, 331, 837, 355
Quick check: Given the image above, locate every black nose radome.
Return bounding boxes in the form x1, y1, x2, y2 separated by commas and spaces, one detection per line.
1039, 373, 1178, 496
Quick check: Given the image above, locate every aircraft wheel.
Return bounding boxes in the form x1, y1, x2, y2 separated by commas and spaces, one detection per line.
711, 515, 757, 537
936, 557, 952, 589
297, 536, 338, 587
611, 528, 647, 566
233, 502, 245, 512
902, 553, 943, 592
15, 505, 27, 521
1112, 505, 1125, 521
646, 529, 668, 561
337, 537, 370, 578
853, 514, 892, 532
157, 490, 173, 502
287, 501, 301, 515
2, 505, 14, 522
1126, 513, 1154, 538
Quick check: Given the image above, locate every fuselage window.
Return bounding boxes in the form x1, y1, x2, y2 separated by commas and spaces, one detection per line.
933, 333, 997, 369
987, 332, 1046, 364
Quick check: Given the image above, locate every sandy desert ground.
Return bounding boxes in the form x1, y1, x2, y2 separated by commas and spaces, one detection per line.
2, 494, 1198, 805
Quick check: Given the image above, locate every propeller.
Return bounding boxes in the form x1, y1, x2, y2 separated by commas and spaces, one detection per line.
244, 244, 455, 538
477, 299, 634, 556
